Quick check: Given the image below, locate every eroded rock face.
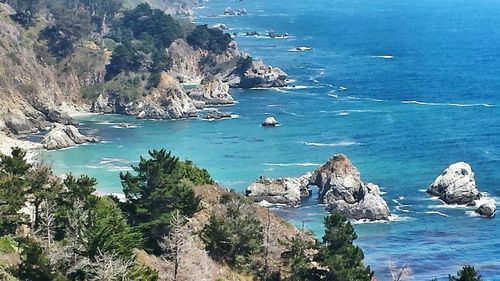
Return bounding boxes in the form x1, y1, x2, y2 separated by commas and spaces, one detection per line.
224, 60, 288, 88
42, 125, 99, 150
188, 74, 234, 108
246, 173, 312, 207
427, 162, 481, 205
310, 154, 391, 221
91, 73, 198, 120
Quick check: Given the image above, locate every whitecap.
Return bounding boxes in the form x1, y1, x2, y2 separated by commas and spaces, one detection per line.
465, 210, 481, 217
303, 141, 360, 147
265, 162, 321, 167
401, 100, 495, 107
371, 55, 394, 59
339, 86, 348, 91
425, 211, 449, 217
338, 112, 350, 116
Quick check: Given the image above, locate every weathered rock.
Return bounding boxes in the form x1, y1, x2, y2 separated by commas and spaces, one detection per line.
246, 173, 312, 207
42, 125, 99, 150
206, 110, 231, 120
262, 116, 279, 127
188, 74, 234, 108
427, 162, 481, 205
310, 154, 391, 221
475, 200, 496, 217
46, 110, 78, 126
226, 60, 288, 88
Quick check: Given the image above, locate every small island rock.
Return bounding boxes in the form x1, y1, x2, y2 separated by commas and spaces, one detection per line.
475, 200, 496, 217
42, 125, 99, 150
427, 162, 481, 205
262, 116, 279, 127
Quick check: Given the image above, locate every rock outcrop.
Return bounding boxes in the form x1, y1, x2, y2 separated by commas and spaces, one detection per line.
224, 60, 288, 88
310, 154, 391, 221
188, 74, 234, 108
92, 73, 198, 120
427, 162, 481, 205
246, 173, 312, 207
262, 116, 279, 127
42, 125, 99, 150
475, 201, 496, 218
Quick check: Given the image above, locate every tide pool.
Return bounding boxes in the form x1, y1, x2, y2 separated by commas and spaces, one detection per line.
45, 0, 500, 279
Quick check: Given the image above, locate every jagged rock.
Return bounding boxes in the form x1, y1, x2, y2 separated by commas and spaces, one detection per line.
206, 110, 231, 120
46, 110, 78, 126
42, 125, 99, 150
225, 60, 288, 88
310, 154, 391, 221
427, 162, 481, 205
475, 200, 496, 217
246, 173, 312, 207
262, 116, 279, 127
188, 75, 234, 108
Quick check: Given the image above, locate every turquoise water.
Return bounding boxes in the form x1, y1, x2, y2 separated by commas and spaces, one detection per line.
44, 0, 500, 279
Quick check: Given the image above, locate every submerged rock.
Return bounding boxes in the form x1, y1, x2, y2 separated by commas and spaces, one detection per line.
475, 201, 496, 217
310, 154, 391, 221
206, 110, 231, 120
246, 173, 312, 207
262, 116, 279, 127
427, 162, 481, 205
42, 125, 99, 150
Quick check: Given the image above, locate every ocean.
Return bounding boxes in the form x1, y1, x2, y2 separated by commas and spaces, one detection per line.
43, 0, 500, 279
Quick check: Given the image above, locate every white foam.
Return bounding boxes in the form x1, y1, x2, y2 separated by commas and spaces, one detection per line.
265, 162, 321, 167
371, 55, 394, 59
303, 141, 360, 147
465, 210, 481, 217
339, 86, 348, 91
401, 100, 495, 107
425, 211, 449, 217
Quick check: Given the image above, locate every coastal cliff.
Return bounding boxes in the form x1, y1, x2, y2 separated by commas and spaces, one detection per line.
0, 0, 287, 138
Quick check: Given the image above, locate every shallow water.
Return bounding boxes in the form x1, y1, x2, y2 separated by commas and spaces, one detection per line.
44, 0, 500, 279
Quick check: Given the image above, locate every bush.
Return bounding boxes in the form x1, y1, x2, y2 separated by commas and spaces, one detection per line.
236, 56, 253, 74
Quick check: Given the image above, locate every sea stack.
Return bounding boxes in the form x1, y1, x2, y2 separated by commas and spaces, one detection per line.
262, 116, 279, 127
42, 125, 99, 150
310, 154, 391, 221
427, 162, 481, 205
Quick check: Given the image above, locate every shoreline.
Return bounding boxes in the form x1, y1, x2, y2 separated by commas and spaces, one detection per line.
0, 133, 42, 162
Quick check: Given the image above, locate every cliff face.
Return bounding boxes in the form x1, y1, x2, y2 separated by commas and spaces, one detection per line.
0, 3, 106, 134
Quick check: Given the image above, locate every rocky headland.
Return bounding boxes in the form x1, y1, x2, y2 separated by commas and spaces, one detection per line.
427, 162, 496, 217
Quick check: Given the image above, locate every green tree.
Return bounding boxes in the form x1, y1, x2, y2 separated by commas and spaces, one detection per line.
187, 25, 232, 54
0, 148, 31, 236
449, 265, 482, 281
316, 213, 374, 281
281, 230, 319, 281
119, 149, 202, 253
200, 200, 264, 270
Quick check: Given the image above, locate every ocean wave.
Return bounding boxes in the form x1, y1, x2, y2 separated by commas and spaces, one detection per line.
265, 162, 321, 167
303, 141, 360, 147
401, 100, 495, 107
281, 110, 304, 117
395, 206, 411, 213
465, 210, 481, 217
425, 211, 449, 217
371, 55, 394, 59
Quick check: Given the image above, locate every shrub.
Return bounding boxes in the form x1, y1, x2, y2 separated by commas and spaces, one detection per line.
187, 25, 232, 54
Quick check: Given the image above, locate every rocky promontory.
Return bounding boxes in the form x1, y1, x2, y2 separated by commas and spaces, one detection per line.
188, 74, 234, 108
246, 173, 312, 207
42, 125, 99, 150
427, 162, 496, 217
310, 154, 391, 221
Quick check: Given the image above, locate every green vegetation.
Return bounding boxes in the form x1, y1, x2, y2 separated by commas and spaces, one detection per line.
186, 24, 232, 54
449, 265, 482, 281
201, 199, 264, 270
236, 56, 253, 74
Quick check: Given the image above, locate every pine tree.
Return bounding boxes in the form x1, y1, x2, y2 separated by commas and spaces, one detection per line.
119, 149, 202, 253
316, 212, 374, 281
0, 148, 31, 235
449, 265, 482, 281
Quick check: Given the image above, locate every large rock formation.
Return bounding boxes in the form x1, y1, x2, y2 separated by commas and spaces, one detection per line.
262, 116, 279, 127
187, 74, 234, 108
91, 73, 198, 120
246, 173, 312, 207
310, 154, 391, 221
427, 162, 481, 205
42, 125, 99, 150
224, 60, 288, 88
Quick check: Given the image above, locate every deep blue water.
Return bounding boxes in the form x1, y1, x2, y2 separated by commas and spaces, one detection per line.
44, 0, 500, 279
